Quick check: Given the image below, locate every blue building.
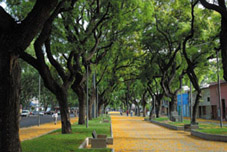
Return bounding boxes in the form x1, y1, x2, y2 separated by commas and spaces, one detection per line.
177, 93, 190, 117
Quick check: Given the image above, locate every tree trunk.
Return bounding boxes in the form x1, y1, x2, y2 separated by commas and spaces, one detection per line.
142, 103, 146, 117
56, 89, 72, 134
88, 88, 96, 120
136, 104, 140, 116
0, 53, 21, 152
73, 85, 86, 125
191, 90, 201, 125
98, 103, 103, 116
156, 100, 161, 118
169, 94, 177, 121
220, 18, 227, 81
149, 105, 154, 120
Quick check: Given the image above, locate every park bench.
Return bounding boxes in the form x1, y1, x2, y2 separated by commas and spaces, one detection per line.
103, 118, 110, 123
89, 130, 113, 148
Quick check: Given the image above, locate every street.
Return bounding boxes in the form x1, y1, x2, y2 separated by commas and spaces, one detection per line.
20, 115, 60, 128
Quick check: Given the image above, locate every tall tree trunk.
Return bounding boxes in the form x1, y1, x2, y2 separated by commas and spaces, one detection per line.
137, 104, 140, 116
221, 18, 227, 81
0, 2, 59, 151
149, 105, 154, 120
73, 85, 86, 125
0, 53, 21, 152
156, 100, 161, 118
88, 88, 96, 120
142, 101, 146, 117
169, 94, 177, 121
191, 90, 201, 124
88, 100, 93, 120
98, 102, 103, 116
56, 89, 71, 134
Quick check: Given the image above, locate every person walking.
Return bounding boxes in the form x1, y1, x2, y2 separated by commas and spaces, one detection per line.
52, 112, 58, 125
126, 110, 129, 116
130, 110, 133, 117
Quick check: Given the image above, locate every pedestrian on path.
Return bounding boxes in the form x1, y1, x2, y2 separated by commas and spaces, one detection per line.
126, 110, 129, 116
52, 112, 58, 125
130, 110, 133, 117
120, 109, 123, 115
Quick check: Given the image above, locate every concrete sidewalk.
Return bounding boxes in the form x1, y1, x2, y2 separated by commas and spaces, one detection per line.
20, 117, 78, 141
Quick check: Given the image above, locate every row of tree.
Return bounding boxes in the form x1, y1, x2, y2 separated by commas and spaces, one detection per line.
0, 0, 226, 152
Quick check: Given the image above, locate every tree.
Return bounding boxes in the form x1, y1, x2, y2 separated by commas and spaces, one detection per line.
20, 1, 78, 133
0, 1, 59, 151
199, 0, 227, 81
181, 0, 218, 124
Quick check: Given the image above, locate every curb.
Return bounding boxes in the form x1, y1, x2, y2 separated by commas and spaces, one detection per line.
191, 130, 227, 142
150, 120, 184, 130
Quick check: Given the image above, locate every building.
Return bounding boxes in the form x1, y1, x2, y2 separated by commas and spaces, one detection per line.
198, 87, 211, 119
177, 93, 190, 117
209, 81, 227, 120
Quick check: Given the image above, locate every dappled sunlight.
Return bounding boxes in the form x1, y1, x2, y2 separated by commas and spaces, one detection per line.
109, 114, 227, 152
20, 117, 78, 141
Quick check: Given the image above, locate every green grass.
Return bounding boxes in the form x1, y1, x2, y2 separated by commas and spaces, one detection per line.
153, 117, 169, 122
168, 120, 190, 126
153, 117, 227, 135
196, 127, 227, 135
22, 116, 112, 152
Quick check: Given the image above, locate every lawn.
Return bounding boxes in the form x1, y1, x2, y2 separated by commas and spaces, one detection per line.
22, 115, 112, 152
153, 117, 227, 135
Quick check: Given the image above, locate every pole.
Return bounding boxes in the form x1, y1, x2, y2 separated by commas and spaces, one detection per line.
154, 96, 156, 118
217, 50, 223, 128
190, 82, 193, 121
181, 88, 183, 122
38, 75, 41, 126
93, 73, 96, 118
86, 65, 89, 128
96, 86, 99, 117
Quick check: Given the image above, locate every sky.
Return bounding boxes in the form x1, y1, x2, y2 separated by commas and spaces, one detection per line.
0, 2, 6, 8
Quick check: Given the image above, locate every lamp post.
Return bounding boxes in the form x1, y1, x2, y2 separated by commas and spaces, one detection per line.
190, 82, 193, 121
216, 49, 223, 128
181, 88, 183, 122
86, 65, 89, 128
96, 86, 99, 117
93, 73, 96, 118
38, 75, 41, 126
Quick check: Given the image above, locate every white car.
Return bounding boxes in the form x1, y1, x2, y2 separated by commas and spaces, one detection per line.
21, 110, 30, 117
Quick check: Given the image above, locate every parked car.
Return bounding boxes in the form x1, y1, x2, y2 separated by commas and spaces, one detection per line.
32, 111, 44, 116
45, 111, 54, 115
21, 110, 30, 117
39, 111, 44, 116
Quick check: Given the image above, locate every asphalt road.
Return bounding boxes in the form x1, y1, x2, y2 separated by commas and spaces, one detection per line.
19, 115, 60, 128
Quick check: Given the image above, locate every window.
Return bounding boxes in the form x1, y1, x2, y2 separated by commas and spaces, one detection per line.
207, 97, 210, 102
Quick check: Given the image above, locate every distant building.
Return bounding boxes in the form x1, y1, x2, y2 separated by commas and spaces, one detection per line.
161, 100, 169, 116
209, 81, 227, 120
177, 93, 190, 117
198, 87, 211, 119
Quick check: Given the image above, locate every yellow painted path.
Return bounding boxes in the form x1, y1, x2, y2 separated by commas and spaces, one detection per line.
20, 117, 78, 141
109, 112, 227, 152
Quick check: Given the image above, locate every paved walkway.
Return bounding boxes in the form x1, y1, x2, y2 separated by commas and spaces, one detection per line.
109, 113, 227, 152
20, 117, 77, 141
